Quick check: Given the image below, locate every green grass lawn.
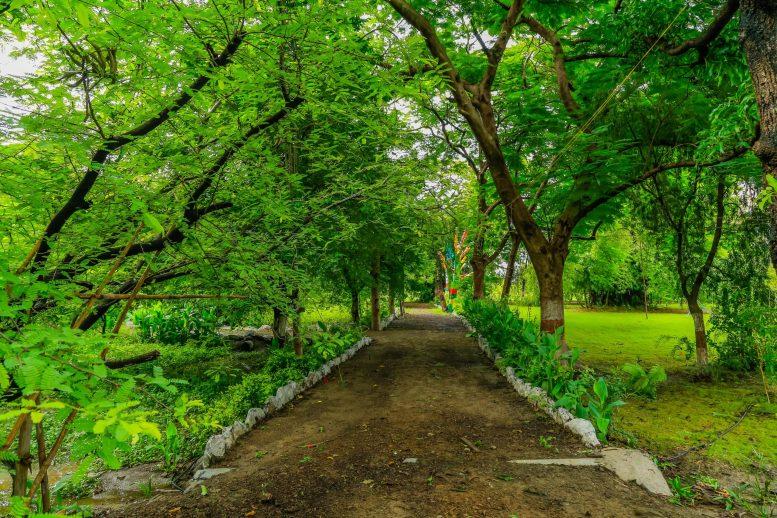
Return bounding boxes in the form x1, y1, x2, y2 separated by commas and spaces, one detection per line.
512, 305, 776, 470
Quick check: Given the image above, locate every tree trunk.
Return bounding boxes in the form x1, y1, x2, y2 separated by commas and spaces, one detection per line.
12, 409, 33, 497
36, 421, 51, 512
370, 254, 380, 331
536, 256, 568, 352
688, 299, 709, 365
272, 307, 289, 345
741, 0, 777, 274
349, 288, 360, 324
501, 235, 520, 300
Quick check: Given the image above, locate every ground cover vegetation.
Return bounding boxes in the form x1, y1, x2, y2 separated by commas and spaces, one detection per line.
0, 0, 775, 515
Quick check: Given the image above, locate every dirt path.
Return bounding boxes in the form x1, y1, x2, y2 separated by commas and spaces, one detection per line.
104, 307, 697, 517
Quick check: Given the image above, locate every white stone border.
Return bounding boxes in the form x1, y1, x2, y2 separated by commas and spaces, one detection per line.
379, 310, 399, 330
458, 314, 600, 448
196, 336, 374, 471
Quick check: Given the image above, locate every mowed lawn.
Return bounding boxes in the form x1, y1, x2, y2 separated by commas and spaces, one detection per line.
512, 305, 776, 469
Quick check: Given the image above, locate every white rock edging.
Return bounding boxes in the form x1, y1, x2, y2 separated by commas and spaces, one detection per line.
379, 310, 399, 330
457, 314, 601, 449
196, 336, 374, 471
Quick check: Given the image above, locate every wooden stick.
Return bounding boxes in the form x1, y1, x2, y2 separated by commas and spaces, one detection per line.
72, 223, 144, 329
2, 414, 25, 450
27, 409, 77, 501
104, 350, 161, 369
35, 421, 50, 512
460, 436, 480, 452
74, 293, 247, 300
14, 236, 44, 276
111, 250, 163, 334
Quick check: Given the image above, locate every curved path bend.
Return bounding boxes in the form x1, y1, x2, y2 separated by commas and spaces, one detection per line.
105, 306, 694, 517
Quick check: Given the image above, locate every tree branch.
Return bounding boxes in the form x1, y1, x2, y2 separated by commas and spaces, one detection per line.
663, 0, 739, 62
520, 15, 581, 118
690, 177, 726, 300
26, 30, 246, 272
104, 351, 161, 369
482, 0, 526, 90
485, 231, 512, 263
564, 51, 627, 62
577, 142, 750, 223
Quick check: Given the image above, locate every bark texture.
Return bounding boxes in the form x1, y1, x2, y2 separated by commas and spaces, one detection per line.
689, 302, 709, 365
741, 0, 777, 274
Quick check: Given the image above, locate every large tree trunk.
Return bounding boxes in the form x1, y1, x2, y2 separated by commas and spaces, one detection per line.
688, 298, 709, 365
370, 254, 381, 331
471, 178, 488, 300
535, 255, 569, 352
741, 0, 777, 274
501, 235, 520, 300
349, 288, 360, 324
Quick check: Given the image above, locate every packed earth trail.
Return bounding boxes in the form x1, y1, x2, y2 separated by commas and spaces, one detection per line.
102, 306, 697, 517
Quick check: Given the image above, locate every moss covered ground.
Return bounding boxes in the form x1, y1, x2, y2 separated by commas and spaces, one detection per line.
512, 305, 776, 470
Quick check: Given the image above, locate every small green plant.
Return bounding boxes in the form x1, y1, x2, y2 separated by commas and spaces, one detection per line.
139, 479, 154, 498
538, 435, 555, 449
585, 377, 624, 442
747, 450, 776, 514
668, 476, 695, 505
255, 450, 269, 459
160, 423, 182, 472
133, 303, 219, 345
621, 363, 667, 399
300, 455, 312, 464
204, 363, 243, 384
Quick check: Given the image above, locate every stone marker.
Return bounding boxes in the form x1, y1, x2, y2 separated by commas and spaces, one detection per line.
509, 447, 672, 496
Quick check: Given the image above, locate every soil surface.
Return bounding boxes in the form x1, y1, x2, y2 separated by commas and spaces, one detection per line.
102, 306, 706, 517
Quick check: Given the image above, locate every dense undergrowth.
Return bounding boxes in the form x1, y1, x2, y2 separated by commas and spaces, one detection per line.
2, 308, 365, 511
116, 321, 363, 470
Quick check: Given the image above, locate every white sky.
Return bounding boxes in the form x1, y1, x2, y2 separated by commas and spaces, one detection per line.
0, 41, 38, 117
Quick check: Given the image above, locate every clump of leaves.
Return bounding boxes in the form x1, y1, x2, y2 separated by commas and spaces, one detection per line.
133, 303, 219, 346
584, 378, 625, 442
668, 476, 696, 505
621, 363, 667, 399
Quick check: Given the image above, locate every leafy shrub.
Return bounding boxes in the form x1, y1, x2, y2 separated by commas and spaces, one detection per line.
132, 303, 219, 345
462, 298, 624, 441
710, 302, 776, 375
311, 322, 361, 360
584, 377, 625, 441
194, 324, 363, 441
621, 363, 667, 399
